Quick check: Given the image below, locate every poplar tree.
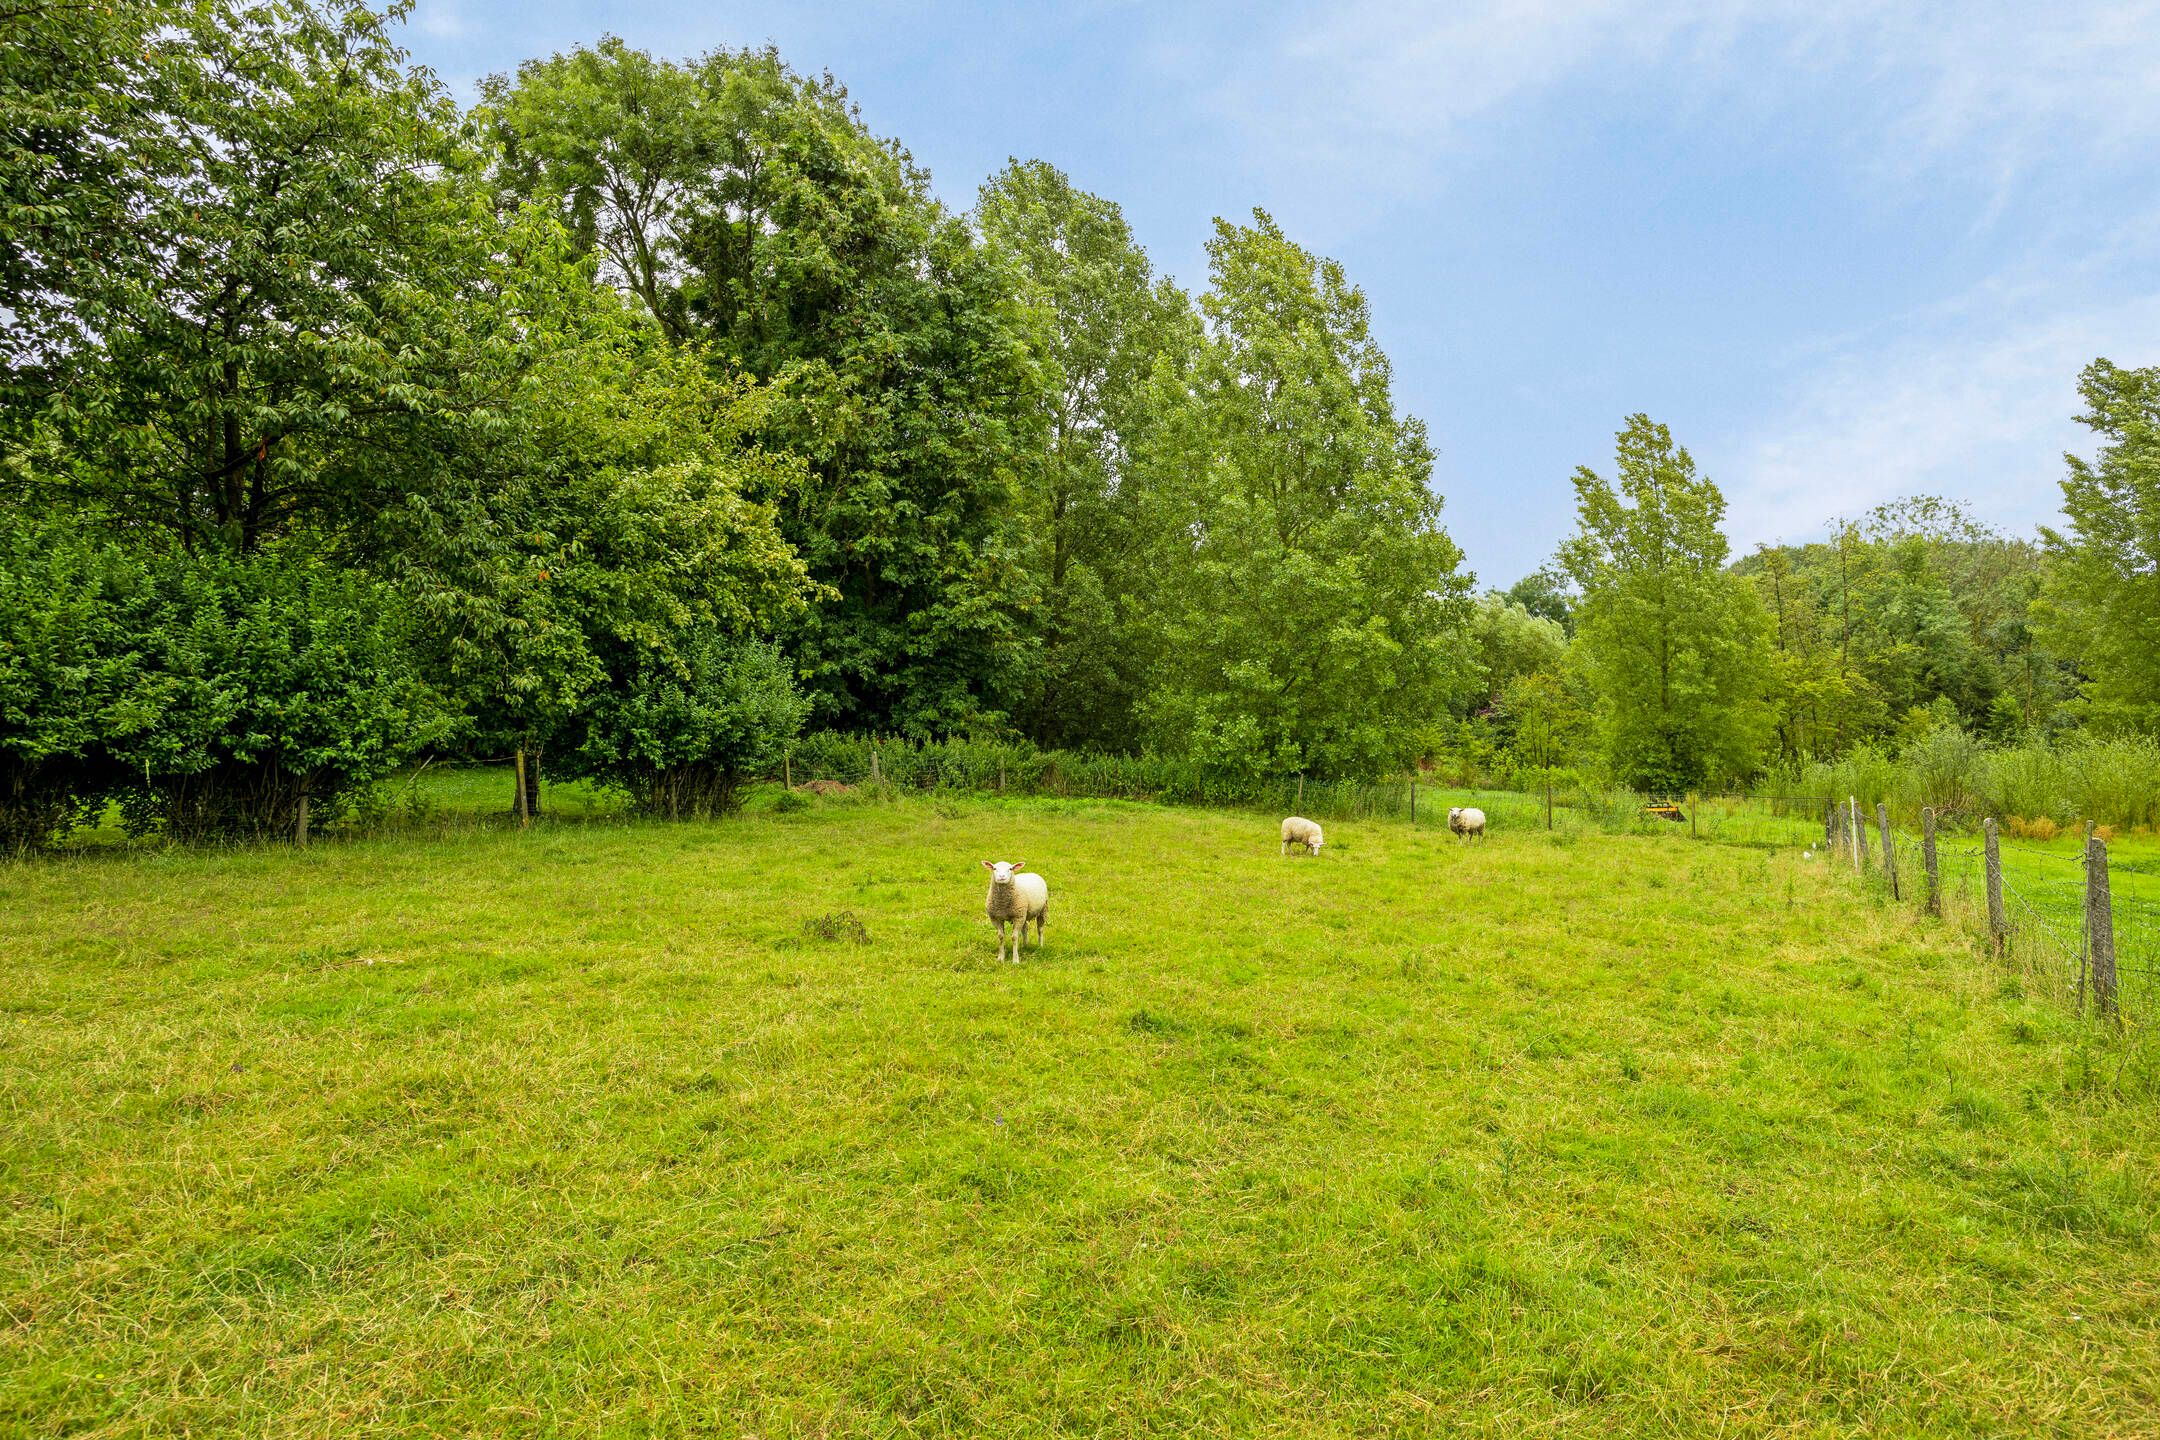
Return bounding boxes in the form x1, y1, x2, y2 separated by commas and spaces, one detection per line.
1561, 416, 1770, 790
2039, 359, 2160, 733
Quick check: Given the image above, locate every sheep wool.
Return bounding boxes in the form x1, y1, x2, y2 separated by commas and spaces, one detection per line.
1281, 816, 1324, 856
1448, 806, 1487, 839
982, 860, 1049, 963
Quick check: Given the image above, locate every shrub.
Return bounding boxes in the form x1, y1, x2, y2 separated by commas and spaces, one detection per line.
0, 524, 151, 850
575, 634, 805, 818
1, 527, 442, 847
115, 551, 451, 841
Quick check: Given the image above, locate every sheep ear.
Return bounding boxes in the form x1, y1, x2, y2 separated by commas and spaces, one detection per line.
1011, 861, 1025, 871
981, 860, 994, 869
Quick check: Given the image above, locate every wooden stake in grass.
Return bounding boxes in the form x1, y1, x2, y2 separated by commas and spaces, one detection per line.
514, 749, 530, 828
1921, 807, 1940, 917
295, 792, 309, 848
1850, 796, 1864, 874
1877, 802, 1898, 901
2086, 832, 2118, 1023
1983, 818, 2006, 954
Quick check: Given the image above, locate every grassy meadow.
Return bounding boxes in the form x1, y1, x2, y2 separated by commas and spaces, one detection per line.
4, 791, 2159, 1436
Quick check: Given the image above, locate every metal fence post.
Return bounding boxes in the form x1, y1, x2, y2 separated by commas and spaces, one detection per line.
2085, 833, 2118, 1022
1921, 807, 1940, 917
1876, 802, 1898, 901
1983, 818, 2006, 954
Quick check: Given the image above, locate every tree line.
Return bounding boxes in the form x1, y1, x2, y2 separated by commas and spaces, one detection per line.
3, 1, 2155, 848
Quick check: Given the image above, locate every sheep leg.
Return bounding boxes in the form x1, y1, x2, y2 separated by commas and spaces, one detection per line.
995, 920, 1007, 964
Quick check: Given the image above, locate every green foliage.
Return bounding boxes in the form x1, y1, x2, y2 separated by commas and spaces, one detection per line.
1562, 416, 1771, 790
1468, 594, 1569, 711
7, 0, 515, 553
484, 40, 1039, 734
2040, 359, 2160, 733
113, 550, 449, 841
1129, 212, 1473, 781
574, 635, 805, 817
975, 159, 1191, 750
1786, 730, 2160, 829
0, 521, 151, 848
1745, 500, 2066, 763
1502, 563, 1576, 634
366, 324, 816, 764
0, 516, 446, 846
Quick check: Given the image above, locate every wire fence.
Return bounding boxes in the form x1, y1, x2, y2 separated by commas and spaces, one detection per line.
1812, 798, 2154, 1025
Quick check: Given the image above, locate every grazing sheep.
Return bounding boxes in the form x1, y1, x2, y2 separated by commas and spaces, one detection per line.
1281, 815, 1324, 856
982, 859, 1048, 963
1448, 806, 1487, 840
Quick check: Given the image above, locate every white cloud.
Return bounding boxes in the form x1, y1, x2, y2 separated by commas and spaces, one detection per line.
1719, 291, 2160, 551
1200, 0, 2160, 197
412, 2, 472, 41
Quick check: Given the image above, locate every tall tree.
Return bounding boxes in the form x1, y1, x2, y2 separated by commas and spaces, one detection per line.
2039, 358, 2160, 732
1131, 211, 1473, 779
1561, 416, 1769, 790
974, 159, 1190, 750
484, 41, 1040, 735
3, 0, 531, 555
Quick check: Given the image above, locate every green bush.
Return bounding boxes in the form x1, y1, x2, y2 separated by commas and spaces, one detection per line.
0, 522, 448, 847
115, 551, 451, 841
575, 635, 806, 818
0, 525, 151, 850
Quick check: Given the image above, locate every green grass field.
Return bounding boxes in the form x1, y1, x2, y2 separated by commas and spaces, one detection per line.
5, 792, 2158, 1436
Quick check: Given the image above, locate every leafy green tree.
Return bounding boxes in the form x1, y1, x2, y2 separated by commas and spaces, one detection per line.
2039, 358, 2160, 733
0, 0, 170, 376
1468, 593, 1568, 710
1503, 564, 1576, 634
1131, 211, 1473, 779
574, 634, 805, 817
364, 316, 817, 813
1, 512, 448, 845
6, 0, 520, 554
110, 549, 450, 841
484, 40, 1040, 734
1497, 669, 1590, 823
1561, 416, 1770, 790
975, 159, 1192, 750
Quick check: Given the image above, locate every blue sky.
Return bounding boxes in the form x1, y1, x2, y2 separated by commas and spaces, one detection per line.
401, 0, 2160, 588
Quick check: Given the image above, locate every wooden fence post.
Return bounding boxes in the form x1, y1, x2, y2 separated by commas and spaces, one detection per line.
1849, 796, 1864, 874
1877, 802, 1898, 900
1983, 818, 2005, 954
1921, 807, 1940, 917
1297, 774, 1305, 809
296, 791, 310, 847
2086, 833, 2118, 1022
513, 748, 529, 828
1410, 777, 1417, 824
1823, 800, 1834, 847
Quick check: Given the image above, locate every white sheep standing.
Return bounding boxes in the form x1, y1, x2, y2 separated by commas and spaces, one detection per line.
982, 859, 1048, 963
1448, 806, 1487, 840
1281, 816, 1324, 856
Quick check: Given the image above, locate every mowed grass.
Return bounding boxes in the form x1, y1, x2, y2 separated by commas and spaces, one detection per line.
4, 797, 2158, 1437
